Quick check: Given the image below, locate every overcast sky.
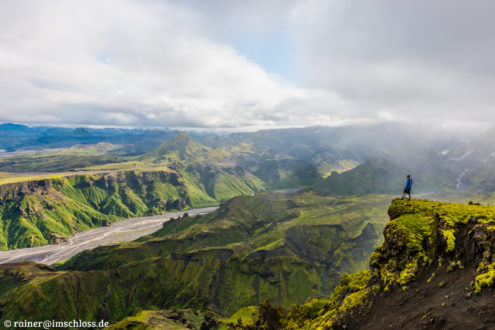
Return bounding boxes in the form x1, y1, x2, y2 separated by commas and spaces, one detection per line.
0, 0, 494, 130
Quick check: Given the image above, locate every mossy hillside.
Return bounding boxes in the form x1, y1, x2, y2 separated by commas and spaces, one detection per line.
0, 262, 57, 299
0, 193, 391, 322
228, 198, 495, 329
227, 271, 371, 330
177, 166, 265, 204
370, 199, 495, 291
60, 193, 390, 273
286, 271, 371, 329
316, 158, 402, 196
3, 254, 248, 323
219, 306, 258, 328
463, 162, 495, 193
0, 179, 120, 250
253, 159, 322, 190
0, 169, 264, 250
57, 194, 296, 271
149, 132, 228, 164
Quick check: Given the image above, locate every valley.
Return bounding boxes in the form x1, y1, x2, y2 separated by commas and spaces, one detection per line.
0, 169, 258, 250
0, 192, 391, 324
1, 124, 495, 329
0, 124, 492, 252
3, 193, 495, 329
0, 207, 217, 265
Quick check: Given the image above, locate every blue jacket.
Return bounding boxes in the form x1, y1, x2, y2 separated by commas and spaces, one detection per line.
405, 179, 413, 189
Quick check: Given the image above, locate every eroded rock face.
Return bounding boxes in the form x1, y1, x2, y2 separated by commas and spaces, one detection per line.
102, 220, 112, 227
48, 233, 69, 244
0, 180, 52, 202
454, 218, 495, 267
166, 198, 187, 211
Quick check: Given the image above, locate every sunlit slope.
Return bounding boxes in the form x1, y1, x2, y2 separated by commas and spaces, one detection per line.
0, 192, 390, 323
0, 169, 265, 250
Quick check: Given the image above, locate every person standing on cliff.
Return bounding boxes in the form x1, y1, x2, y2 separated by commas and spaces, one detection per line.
401, 175, 413, 201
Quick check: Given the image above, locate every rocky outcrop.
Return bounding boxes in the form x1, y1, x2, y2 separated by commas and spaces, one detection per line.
166, 198, 187, 211
253, 199, 495, 329
0, 179, 52, 202
334, 200, 495, 330
48, 233, 69, 244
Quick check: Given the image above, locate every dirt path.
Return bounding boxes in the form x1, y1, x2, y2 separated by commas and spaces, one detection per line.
0, 207, 217, 265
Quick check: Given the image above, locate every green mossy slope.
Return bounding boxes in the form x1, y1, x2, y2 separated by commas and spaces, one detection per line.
0, 169, 265, 250
0, 192, 390, 324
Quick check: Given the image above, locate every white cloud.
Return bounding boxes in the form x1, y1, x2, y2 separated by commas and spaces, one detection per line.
0, 0, 334, 128
0, 0, 494, 129
287, 0, 495, 123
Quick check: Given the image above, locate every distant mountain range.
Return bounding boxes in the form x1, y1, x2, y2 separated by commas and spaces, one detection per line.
0, 123, 177, 154
1, 122, 495, 195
